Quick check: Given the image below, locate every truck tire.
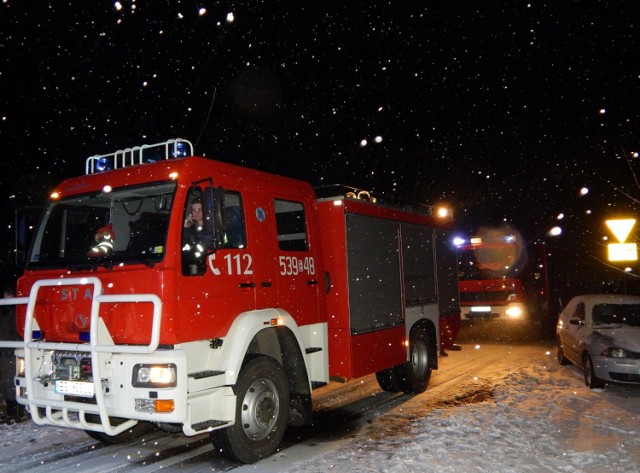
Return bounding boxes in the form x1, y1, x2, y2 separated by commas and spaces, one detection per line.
397, 328, 432, 394
84, 416, 155, 444
211, 356, 290, 464
375, 367, 402, 393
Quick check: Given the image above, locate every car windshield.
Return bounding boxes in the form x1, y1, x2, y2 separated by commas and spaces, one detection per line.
27, 181, 176, 269
592, 303, 640, 327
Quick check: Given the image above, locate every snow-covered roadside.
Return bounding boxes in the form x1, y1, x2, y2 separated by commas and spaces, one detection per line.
272, 349, 640, 473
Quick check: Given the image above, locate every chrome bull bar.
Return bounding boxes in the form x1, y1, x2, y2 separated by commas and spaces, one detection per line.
0, 276, 162, 435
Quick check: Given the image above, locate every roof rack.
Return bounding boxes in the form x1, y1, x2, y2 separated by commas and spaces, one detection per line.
85, 138, 194, 174
315, 184, 435, 216
315, 184, 378, 203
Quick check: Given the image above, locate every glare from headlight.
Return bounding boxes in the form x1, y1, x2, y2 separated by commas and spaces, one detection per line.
506, 306, 523, 318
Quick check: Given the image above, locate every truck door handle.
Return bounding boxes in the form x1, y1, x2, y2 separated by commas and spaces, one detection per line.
261, 281, 272, 288
238, 282, 255, 288
307, 280, 319, 286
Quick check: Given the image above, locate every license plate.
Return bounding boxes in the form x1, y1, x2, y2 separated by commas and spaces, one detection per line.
470, 306, 491, 313
55, 380, 95, 398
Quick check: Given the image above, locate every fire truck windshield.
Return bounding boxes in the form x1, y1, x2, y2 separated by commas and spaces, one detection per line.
457, 247, 522, 280
27, 181, 176, 269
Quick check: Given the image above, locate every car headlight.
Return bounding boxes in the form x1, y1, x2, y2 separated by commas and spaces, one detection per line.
132, 364, 177, 387
602, 347, 628, 359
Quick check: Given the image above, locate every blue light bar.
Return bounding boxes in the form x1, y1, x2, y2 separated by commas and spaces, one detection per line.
95, 156, 114, 172
79, 332, 90, 342
32, 330, 44, 340
172, 141, 190, 158
85, 138, 194, 174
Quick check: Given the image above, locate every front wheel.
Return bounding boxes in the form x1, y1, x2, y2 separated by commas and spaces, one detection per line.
583, 354, 604, 389
211, 356, 290, 464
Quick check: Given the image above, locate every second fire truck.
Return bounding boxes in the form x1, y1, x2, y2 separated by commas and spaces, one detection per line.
456, 230, 551, 323
0, 139, 459, 463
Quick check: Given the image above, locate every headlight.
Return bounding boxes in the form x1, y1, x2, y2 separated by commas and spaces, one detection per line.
506, 306, 523, 318
132, 364, 177, 387
602, 347, 628, 359
17, 357, 25, 377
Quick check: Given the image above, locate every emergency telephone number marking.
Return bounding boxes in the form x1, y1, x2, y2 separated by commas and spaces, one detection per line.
208, 253, 253, 276
279, 256, 315, 276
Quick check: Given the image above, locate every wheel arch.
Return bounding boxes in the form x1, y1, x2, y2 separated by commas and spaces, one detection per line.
214, 309, 313, 426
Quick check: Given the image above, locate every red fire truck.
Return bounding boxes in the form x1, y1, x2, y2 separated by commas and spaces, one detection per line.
456, 231, 550, 323
0, 139, 459, 463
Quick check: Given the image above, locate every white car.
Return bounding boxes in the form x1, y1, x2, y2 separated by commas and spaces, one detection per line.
556, 294, 640, 388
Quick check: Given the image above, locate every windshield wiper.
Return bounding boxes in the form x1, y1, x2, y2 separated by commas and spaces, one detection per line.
593, 323, 625, 328
66, 262, 100, 272
62, 255, 157, 271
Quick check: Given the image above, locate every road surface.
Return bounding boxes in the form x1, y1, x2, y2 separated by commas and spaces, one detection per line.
0, 325, 560, 471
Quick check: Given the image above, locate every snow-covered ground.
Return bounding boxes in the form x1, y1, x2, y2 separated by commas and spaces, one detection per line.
1, 344, 639, 472
267, 345, 640, 473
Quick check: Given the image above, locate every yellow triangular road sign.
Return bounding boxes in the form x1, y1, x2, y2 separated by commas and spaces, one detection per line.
606, 219, 636, 243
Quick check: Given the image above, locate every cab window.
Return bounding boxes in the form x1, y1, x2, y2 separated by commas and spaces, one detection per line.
222, 192, 246, 249
274, 199, 308, 251
181, 188, 247, 276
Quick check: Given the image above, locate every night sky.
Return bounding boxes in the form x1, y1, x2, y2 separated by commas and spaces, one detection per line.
1, 1, 639, 291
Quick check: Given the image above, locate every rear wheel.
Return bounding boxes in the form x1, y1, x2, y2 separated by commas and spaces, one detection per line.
376, 329, 433, 394
375, 367, 402, 393
211, 356, 290, 464
583, 354, 604, 389
400, 328, 432, 393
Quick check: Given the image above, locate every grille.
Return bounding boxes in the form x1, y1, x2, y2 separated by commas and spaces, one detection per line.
609, 372, 640, 383
52, 351, 93, 381
459, 291, 513, 303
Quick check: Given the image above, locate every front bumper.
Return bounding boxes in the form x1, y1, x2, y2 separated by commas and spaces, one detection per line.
462, 303, 527, 321
593, 356, 640, 384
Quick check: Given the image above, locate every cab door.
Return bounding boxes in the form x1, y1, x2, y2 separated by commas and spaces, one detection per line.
242, 191, 279, 310
179, 187, 256, 339
272, 198, 322, 326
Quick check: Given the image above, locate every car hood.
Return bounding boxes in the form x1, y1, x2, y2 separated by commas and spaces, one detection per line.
593, 326, 640, 351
